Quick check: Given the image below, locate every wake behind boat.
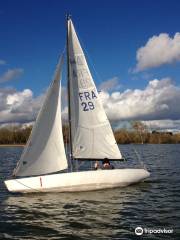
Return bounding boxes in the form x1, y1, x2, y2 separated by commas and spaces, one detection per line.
4, 16, 150, 193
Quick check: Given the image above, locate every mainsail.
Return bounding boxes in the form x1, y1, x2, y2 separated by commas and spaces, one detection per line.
14, 56, 68, 177
67, 19, 122, 160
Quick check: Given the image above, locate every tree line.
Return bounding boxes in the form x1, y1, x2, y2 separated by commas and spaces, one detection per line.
114, 121, 180, 144
114, 130, 180, 144
0, 123, 180, 145
0, 126, 32, 144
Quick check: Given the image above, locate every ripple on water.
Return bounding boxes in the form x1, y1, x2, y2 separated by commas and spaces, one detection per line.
0, 145, 180, 239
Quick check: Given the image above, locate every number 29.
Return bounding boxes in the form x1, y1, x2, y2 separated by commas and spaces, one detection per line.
81, 101, 94, 111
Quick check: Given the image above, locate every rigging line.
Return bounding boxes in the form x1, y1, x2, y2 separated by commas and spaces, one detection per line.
64, 124, 68, 161
0, 174, 6, 182
77, 160, 85, 170
124, 130, 147, 170
114, 158, 120, 169
145, 121, 153, 134
14, 179, 42, 193
76, 31, 105, 86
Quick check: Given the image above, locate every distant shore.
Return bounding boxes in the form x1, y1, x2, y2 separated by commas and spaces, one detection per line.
0, 124, 179, 145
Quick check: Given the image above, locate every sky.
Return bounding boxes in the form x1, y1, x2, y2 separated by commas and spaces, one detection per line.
0, 0, 180, 131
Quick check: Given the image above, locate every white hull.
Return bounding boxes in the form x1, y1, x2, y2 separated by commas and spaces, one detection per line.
4, 169, 150, 193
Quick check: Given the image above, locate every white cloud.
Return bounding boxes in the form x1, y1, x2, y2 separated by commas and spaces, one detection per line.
0, 122, 34, 129
0, 68, 24, 83
100, 77, 180, 121
0, 88, 44, 124
0, 85, 66, 125
98, 77, 121, 91
134, 33, 180, 72
7, 89, 32, 105
0, 59, 6, 65
0, 77, 180, 132
143, 119, 180, 132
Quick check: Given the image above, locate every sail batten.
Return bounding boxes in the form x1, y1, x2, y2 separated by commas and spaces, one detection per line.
68, 19, 122, 160
14, 56, 68, 177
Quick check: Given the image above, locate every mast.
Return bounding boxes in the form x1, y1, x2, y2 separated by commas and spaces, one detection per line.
66, 14, 73, 170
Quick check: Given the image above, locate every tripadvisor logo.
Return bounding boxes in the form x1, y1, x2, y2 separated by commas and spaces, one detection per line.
135, 227, 143, 235
135, 226, 173, 235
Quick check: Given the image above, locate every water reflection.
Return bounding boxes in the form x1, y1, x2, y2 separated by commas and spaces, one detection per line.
3, 187, 144, 239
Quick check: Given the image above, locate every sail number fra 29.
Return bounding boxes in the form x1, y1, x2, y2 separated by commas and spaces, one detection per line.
79, 91, 97, 111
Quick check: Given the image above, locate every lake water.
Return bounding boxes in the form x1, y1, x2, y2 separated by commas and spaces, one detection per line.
0, 144, 180, 239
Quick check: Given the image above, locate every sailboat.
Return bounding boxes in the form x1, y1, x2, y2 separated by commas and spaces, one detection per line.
4, 16, 150, 193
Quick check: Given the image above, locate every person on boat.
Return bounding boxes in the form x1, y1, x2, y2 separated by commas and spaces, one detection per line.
102, 158, 114, 169
94, 161, 100, 170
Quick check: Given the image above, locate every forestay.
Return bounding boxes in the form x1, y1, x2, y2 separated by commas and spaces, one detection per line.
67, 19, 122, 160
14, 56, 68, 177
